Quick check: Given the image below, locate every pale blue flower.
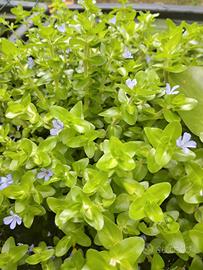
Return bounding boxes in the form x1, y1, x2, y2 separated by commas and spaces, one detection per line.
176, 132, 197, 154
126, 78, 137, 89
37, 168, 53, 181
57, 23, 66, 33
165, 83, 179, 95
122, 48, 133, 59
3, 211, 22, 230
108, 17, 116, 25
28, 244, 34, 254
0, 174, 13, 190
27, 57, 35, 69
50, 119, 64, 136
146, 55, 151, 64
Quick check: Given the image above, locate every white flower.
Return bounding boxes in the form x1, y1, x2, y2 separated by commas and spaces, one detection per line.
66, 48, 71, 54
122, 48, 133, 59
108, 17, 116, 25
0, 174, 13, 190
176, 132, 197, 154
165, 83, 180, 95
37, 168, 53, 181
50, 119, 64, 136
125, 78, 137, 90
3, 211, 22, 230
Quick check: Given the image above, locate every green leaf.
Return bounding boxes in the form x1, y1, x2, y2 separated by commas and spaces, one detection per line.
1, 237, 15, 253
144, 127, 163, 148
144, 201, 164, 222
109, 237, 144, 266
169, 67, 203, 140
146, 182, 171, 205
151, 253, 165, 270
50, 106, 71, 125
97, 216, 123, 249
163, 232, 186, 253
26, 249, 54, 265
81, 198, 104, 231
89, 55, 106, 66
189, 224, 203, 253
155, 122, 182, 167
121, 104, 137, 125
1, 39, 18, 56
70, 101, 84, 119
190, 256, 203, 270
9, 245, 28, 263
129, 196, 145, 220
85, 249, 111, 270
96, 153, 118, 171
83, 169, 107, 194
55, 236, 72, 257
61, 250, 85, 270
147, 149, 163, 173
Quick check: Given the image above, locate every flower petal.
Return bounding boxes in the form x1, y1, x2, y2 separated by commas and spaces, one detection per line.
3, 216, 13, 225
0, 183, 8, 190
172, 85, 180, 91
50, 128, 59, 136
15, 216, 22, 225
109, 17, 116, 25
10, 219, 17, 230
182, 147, 190, 154
182, 132, 191, 143
44, 175, 50, 181
171, 90, 179, 95
176, 137, 183, 147
183, 141, 197, 148
37, 172, 46, 179
165, 83, 171, 94
48, 170, 53, 177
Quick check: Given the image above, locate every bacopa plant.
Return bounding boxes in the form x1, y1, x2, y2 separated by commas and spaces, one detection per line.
1, 0, 203, 269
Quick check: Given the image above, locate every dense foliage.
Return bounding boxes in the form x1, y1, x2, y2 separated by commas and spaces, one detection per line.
1, 1, 203, 269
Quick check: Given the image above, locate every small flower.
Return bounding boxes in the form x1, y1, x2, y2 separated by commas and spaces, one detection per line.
57, 23, 66, 33
50, 119, 64, 136
165, 83, 180, 95
0, 174, 13, 190
125, 78, 137, 90
27, 57, 35, 69
3, 211, 22, 230
28, 244, 34, 254
146, 55, 151, 64
176, 132, 197, 154
122, 48, 133, 59
108, 17, 116, 25
37, 168, 53, 181
66, 48, 71, 54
